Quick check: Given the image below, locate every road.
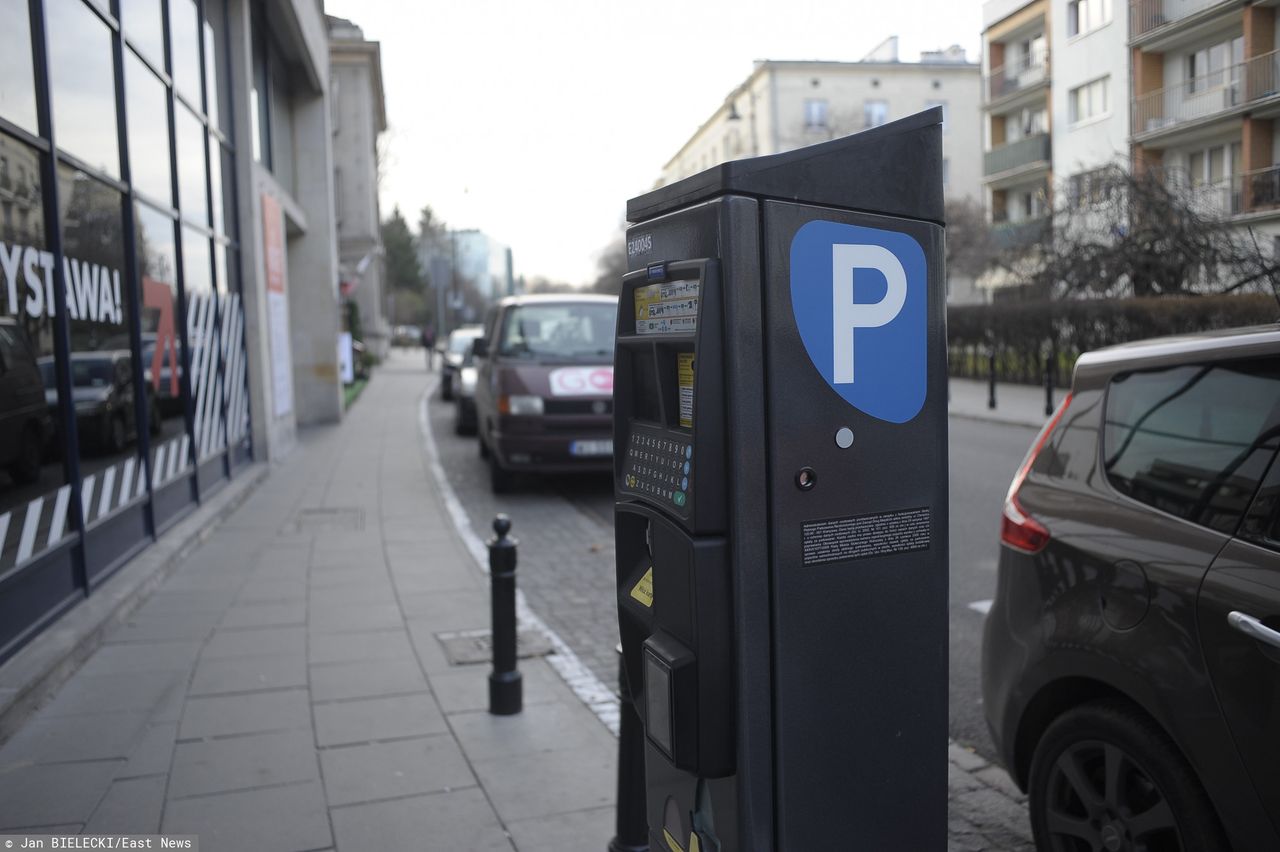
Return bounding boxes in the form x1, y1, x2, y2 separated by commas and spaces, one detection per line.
425, 390, 1034, 758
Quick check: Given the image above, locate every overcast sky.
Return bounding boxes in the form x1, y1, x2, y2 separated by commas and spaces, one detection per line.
324, 0, 984, 287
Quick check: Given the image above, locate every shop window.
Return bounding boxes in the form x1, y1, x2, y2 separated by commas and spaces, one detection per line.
0, 132, 70, 575
174, 103, 207, 227
48, 0, 120, 179
0, 0, 39, 135
125, 50, 173, 208
119, 0, 166, 72
208, 134, 223, 236
168, 0, 201, 109
205, 1, 233, 135
134, 201, 193, 492
181, 227, 223, 463
58, 163, 149, 531
219, 244, 249, 459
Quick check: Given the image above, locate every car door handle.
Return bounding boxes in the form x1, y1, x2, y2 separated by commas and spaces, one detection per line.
1227, 611, 1280, 652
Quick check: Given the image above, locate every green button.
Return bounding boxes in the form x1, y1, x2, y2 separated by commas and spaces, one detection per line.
673, 491, 687, 507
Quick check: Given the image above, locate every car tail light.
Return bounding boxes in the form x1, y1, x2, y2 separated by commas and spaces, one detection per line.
1001, 393, 1072, 554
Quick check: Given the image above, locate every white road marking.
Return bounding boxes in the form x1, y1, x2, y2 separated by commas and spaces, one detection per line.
969, 599, 993, 615
417, 385, 622, 736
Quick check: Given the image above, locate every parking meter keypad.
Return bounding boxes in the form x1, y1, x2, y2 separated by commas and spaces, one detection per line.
622, 426, 692, 510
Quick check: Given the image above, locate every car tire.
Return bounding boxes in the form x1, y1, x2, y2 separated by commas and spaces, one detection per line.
149, 399, 162, 436
107, 414, 127, 453
441, 373, 454, 401
1028, 700, 1229, 852
489, 452, 513, 494
479, 432, 490, 459
9, 423, 42, 485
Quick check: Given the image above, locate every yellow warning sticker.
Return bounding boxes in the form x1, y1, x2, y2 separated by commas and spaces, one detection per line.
677, 353, 695, 429
689, 833, 702, 852
630, 567, 654, 608
663, 828, 685, 852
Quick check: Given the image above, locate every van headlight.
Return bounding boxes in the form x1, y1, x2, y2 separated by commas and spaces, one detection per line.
501, 394, 543, 416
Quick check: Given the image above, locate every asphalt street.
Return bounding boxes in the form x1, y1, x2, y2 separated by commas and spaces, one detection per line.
426, 390, 1035, 759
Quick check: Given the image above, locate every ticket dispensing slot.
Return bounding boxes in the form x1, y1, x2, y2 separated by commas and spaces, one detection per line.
614, 258, 734, 779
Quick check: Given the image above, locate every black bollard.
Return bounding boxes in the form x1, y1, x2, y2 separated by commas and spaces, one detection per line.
609, 644, 649, 852
1043, 352, 1055, 417
488, 514, 522, 715
987, 348, 997, 410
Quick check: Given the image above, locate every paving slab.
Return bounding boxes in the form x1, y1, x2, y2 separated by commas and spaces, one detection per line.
471, 745, 616, 824
189, 653, 308, 696
313, 692, 448, 747
319, 734, 474, 807
506, 806, 616, 852
84, 775, 167, 834
178, 688, 310, 739
330, 787, 512, 852
308, 657, 428, 702
162, 780, 333, 852
170, 728, 320, 799
0, 761, 122, 829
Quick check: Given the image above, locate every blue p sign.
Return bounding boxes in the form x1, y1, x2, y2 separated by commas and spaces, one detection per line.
790, 220, 927, 424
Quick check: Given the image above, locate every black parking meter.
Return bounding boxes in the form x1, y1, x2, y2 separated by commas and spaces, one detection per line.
614, 109, 948, 851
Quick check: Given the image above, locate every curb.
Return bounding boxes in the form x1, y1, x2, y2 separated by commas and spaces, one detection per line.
947, 408, 1048, 430
0, 463, 269, 743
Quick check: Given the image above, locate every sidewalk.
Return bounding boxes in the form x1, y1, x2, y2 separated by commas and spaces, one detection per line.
0, 353, 616, 850
948, 376, 1061, 430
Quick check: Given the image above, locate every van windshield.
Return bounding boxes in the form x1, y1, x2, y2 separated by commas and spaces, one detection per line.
498, 302, 617, 361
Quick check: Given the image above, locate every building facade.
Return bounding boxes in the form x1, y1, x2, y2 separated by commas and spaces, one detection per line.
656, 45, 983, 300
328, 14, 388, 358
0, 0, 347, 664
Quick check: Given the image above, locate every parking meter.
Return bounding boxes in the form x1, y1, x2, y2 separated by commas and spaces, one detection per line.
614, 109, 948, 851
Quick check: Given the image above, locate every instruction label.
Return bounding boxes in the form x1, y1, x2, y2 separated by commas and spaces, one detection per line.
630, 567, 654, 608
677, 353, 695, 428
636, 280, 700, 335
801, 506, 931, 566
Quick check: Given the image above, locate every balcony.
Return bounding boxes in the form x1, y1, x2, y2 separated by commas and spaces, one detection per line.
985, 51, 1050, 102
984, 134, 1051, 179
991, 216, 1050, 250
1130, 0, 1238, 42
1132, 50, 1280, 139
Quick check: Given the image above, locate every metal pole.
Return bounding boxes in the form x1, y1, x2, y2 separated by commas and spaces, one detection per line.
488, 514, 522, 715
987, 347, 997, 410
1043, 351, 1054, 417
609, 644, 649, 852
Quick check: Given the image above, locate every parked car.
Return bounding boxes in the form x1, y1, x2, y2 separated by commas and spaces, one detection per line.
0, 319, 52, 483
454, 341, 479, 436
473, 294, 617, 493
982, 325, 1280, 852
38, 351, 158, 454
439, 325, 483, 401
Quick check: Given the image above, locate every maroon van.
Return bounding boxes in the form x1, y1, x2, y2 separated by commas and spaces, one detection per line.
472, 294, 618, 493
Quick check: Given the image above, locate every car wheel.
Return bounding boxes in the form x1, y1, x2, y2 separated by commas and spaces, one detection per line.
149, 399, 162, 436
8, 423, 42, 484
479, 431, 490, 459
441, 373, 454, 401
1028, 700, 1229, 852
489, 452, 513, 494
107, 414, 127, 453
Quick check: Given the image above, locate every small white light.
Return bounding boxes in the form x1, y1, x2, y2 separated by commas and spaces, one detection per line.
835, 427, 854, 449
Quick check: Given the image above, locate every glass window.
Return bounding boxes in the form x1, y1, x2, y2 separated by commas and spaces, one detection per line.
0, 133, 70, 573
218, 245, 248, 456
48, 0, 120, 178
804, 99, 828, 130
1104, 360, 1280, 533
250, 4, 269, 166
202, 20, 218, 132
174, 104, 207, 226
182, 227, 222, 462
1069, 77, 1109, 124
120, 0, 166, 70
134, 201, 190, 486
497, 302, 617, 359
205, 1, 232, 134
864, 100, 888, 129
1241, 451, 1280, 549
0, 0, 39, 135
59, 164, 150, 528
168, 0, 201, 108
208, 135, 223, 236
125, 51, 173, 207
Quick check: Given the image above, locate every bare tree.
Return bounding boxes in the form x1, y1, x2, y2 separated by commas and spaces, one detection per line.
589, 230, 627, 295
945, 198, 998, 280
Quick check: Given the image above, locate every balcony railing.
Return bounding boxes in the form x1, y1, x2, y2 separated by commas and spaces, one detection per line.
986, 50, 1050, 101
1241, 164, 1280, 212
991, 216, 1050, 250
1130, 0, 1236, 40
1132, 50, 1280, 135
984, 134, 1052, 177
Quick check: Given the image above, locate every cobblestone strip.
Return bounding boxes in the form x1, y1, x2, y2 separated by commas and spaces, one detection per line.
947, 741, 1035, 851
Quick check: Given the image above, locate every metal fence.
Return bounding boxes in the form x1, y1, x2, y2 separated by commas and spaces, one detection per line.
1130, 0, 1236, 39
986, 51, 1049, 101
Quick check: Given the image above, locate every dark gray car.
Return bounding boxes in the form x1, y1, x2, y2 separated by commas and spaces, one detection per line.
983, 325, 1280, 852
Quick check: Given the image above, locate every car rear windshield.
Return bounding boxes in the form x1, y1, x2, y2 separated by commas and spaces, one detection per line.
448, 330, 480, 354
498, 302, 617, 361
1103, 358, 1280, 534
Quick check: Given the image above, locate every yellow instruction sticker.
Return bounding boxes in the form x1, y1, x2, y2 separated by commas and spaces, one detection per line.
635, 280, 700, 336
630, 567, 654, 608
677, 353, 695, 429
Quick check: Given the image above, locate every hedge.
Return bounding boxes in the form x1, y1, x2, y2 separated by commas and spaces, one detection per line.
947, 294, 1278, 385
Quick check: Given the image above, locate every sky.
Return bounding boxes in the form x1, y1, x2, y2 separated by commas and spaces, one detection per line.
325, 0, 984, 287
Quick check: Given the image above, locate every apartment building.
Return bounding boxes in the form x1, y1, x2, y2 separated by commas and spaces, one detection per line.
1130, 0, 1280, 236
1052, 0, 1130, 191
656, 40, 982, 299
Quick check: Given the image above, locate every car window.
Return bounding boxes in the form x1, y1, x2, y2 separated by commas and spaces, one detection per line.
448, 330, 480, 354
1103, 359, 1280, 534
497, 302, 617, 360
1241, 453, 1280, 551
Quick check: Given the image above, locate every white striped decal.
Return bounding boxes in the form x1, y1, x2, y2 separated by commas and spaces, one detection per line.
49, 485, 70, 544
153, 444, 168, 486
119, 459, 136, 509
135, 457, 149, 498
177, 435, 189, 476
81, 474, 97, 525
0, 512, 11, 559
98, 466, 117, 519
16, 497, 43, 563
223, 294, 248, 445
191, 293, 220, 459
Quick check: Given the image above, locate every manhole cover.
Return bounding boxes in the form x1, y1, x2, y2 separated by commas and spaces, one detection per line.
282, 507, 365, 534
436, 627, 554, 666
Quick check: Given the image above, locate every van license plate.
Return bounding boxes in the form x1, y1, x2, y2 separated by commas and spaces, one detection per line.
570, 440, 613, 457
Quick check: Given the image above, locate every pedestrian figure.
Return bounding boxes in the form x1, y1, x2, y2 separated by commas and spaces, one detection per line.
422, 324, 437, 370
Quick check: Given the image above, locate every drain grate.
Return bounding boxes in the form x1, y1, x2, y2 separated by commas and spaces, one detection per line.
282, 506, 366, 534
436, 627, 554, 666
